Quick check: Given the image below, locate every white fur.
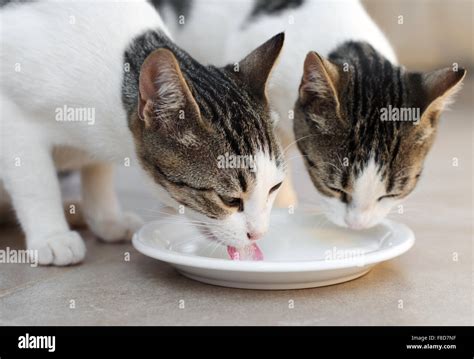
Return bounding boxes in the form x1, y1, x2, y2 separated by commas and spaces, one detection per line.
320, 157, 398, 229
153, 70, 186, 123
0, 1, 167, 265
185, 151, 284, 248
0, 1, 284, 264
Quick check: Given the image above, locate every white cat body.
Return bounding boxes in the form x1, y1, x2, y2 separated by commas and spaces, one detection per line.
0, 1, 167, 264
1, 1, 165, 164
1, 1, 283, 265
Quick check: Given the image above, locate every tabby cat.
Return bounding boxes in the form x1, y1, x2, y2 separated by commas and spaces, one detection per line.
0, 0, 284, 265
295, 44, 465, 228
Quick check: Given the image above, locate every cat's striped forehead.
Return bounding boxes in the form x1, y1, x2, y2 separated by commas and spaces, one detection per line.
295, 41, 434, 202
330, 41, 408, 119
183, 65, 280, 160
124, 30, 283, 219
125, 30, 281, 161
329, 42, 411, 162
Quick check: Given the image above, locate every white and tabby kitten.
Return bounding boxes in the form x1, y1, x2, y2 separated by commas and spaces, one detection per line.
0, 0, 285, 265
159, 0, 465, 229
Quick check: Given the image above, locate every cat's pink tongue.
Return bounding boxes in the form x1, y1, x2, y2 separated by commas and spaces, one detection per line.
227, 244, 263, 261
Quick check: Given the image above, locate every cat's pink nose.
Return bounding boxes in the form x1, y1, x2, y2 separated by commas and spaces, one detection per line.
247, 232, 264, 241
345, 213, 370, 230
346, 220, 366, 230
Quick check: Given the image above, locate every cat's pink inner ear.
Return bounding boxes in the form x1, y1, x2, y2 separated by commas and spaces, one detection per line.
301, 51, 340, 101
138, 49, 188, 126
299, 51, 344, 121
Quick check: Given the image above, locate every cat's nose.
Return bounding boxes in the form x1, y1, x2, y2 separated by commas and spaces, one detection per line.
247, 232, 264, 241
345, 212, 371, 230
346, 220, 367, 230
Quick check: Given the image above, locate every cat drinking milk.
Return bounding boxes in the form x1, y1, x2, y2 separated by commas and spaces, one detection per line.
0, 0, 285, 265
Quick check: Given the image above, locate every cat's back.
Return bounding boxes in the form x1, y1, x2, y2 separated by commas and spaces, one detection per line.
0, 0, 165, 111
171, 0, 395, 65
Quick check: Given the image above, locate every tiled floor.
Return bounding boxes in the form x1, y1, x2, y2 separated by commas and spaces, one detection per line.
0, 79, 472, 326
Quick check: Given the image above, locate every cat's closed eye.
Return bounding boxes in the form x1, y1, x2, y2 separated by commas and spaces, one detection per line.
327, 186, 347, 195
377, 194, 401, 201
218, 195, 243, 212
269, 182, 283, 195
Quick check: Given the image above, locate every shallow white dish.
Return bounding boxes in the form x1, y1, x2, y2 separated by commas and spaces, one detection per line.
132, 209, 415, 290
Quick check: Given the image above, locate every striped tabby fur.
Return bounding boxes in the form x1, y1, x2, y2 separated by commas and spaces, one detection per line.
294, 41, 466, 228
122, 30, 284, 222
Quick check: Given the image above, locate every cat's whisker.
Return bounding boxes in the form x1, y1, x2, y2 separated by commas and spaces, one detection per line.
280, 153, 309, 165
168, 235, 205, 247
316, 160, 344, 174
131, 207, 180, 217
208, 238, 225, 257
335, 153, 345, 168
276, 134, 317, 161
132, 209, 235, 230
157, 222, 237, 239
393, 165, 419, 178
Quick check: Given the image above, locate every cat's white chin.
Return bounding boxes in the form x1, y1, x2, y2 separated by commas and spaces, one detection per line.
319, 195, 392, 230
324, 212, 385, 230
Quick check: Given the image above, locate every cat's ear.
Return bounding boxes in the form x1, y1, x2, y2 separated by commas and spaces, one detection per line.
299, 51, 343, 115
138, 48, 200, 128
418, 67, 466, 121
229, 32, 284, 99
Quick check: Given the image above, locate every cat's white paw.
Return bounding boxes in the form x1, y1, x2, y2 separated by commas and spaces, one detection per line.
29, 231, 86, 266
87, 212, 144, 242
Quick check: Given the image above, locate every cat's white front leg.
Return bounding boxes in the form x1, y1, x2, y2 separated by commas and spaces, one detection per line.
81, 163, 143, 242
2, 143, 86, 266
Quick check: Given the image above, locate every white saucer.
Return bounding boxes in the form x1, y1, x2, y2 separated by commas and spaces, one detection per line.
132, 209, 415, 290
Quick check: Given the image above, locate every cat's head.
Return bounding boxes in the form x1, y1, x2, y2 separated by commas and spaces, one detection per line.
130, 34, 285, 248
294, 42, 466, 229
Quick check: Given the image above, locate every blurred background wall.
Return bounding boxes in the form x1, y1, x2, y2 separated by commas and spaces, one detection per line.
363, 0, 473, 71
